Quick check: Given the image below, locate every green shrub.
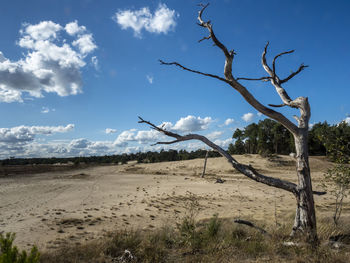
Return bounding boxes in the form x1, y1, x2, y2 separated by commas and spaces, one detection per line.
0, 233, 40, 263
178, 216, 202, 249
105, 230, 141, 258
205, 214, 221, 239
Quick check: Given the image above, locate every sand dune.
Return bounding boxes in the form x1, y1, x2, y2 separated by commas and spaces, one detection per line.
0, 155, 344, 251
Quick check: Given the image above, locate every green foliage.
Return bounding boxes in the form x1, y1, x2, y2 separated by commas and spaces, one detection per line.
205, 214, 221, 239
309, 121, 350, 161
323, 163, 350, 225
231, 119, 294, 155
325, 121, 350, 163
0, 149, 221, 166
320, 121, 350, 225
229, 119, 350, 158
0, 233, 40, 263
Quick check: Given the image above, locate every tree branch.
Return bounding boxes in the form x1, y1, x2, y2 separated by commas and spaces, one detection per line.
268, 103, 287, 108
198, 35, 211, 43
234, 219, 269, 235
138, 117, 325, 196
236, 76, 271, 82
262, 42, 274, 77
159, 60, 229, 84
197, 3, 235, 81
158, 5, 305, 136
280, 64, 309, 84
139, 116, 298, 194
272, 50, 294, 75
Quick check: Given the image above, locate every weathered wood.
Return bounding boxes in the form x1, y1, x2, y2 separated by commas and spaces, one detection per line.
141, 3, 320, 244
201, 150, 209, 178
138, 117, 324, 197
233, 219, 269, 235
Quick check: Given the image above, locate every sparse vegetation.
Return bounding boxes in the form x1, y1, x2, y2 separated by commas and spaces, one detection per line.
0, 233, 40, 263
323, 164, 350, 226
38, 214, 350, 263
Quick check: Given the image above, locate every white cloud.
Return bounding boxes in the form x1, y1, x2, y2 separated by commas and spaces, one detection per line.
224, 118, 234, 126
41, 106, 55, 113
114, 130, 136, 147
113, 3, 177, 37
172, 115, 212, 132
1, 138, 117, 159
214, 138, 233, 149
72, 33, 97, 54
206, 131, 224, 140
69, 138, 90, 149
135, 129, 161, 144
65, 20, 86, 35
114, 128, 164, 146
22, 21, 62, 41
257, 112, 263, 117
0, 20, 97, 103
0, 124, 74, 144
0, 87, 22, 103
146, 74, 153, 84
112, 115, 213, 148
242, 113, 254, 122
105, 128, 117, 134
344, 117, 350, 124
41, 107, 49, 113
91, 56, 99, 70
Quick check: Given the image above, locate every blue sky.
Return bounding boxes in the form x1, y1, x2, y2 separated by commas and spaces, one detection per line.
0, 0, 349, 158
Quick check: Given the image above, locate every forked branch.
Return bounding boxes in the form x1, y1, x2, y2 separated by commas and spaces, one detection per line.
272, 49, 295, 75
280, 64, 308, 84
197, 3, 235, 80
159, 5, 299, 135
138, 117, 325, 196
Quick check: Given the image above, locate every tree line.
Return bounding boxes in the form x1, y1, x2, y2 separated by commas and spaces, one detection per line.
1, 119, 348, 166
0, 149, 220, 166
228, 119, 350, 162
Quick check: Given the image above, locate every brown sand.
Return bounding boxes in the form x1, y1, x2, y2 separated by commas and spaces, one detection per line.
0, 155, 344, 251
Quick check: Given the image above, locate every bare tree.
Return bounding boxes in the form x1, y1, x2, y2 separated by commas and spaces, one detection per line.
139, 4, 325, 243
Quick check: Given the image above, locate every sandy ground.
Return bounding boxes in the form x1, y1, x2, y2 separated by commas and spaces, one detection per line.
0, 155, 347, 251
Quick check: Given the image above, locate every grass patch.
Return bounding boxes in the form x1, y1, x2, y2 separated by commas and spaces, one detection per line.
34, 212, 350, 263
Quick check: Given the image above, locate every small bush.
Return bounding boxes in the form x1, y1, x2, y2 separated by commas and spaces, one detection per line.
205, 214, 221, 239
0, 233, 40, 263
178, 216, 202, 250
105, 230, 142, 258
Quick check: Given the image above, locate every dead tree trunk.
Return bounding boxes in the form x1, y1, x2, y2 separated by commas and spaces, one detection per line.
291, 132, 317, 241
201, 150, 209, 178
139, 4, 324, 244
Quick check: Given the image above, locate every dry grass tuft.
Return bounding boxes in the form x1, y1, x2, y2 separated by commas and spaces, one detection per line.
39, 214, 350, 263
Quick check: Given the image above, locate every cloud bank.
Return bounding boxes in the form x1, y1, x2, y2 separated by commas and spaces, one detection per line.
0, 115, 238, 159
0, 124, 74, 144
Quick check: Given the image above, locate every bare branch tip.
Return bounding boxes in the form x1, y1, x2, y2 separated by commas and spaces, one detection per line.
268, 103, 287, 108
